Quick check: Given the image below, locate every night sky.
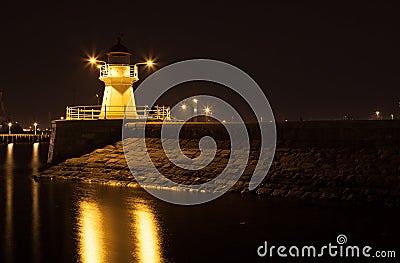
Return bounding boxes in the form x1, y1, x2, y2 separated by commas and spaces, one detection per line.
0, 1, 399, 127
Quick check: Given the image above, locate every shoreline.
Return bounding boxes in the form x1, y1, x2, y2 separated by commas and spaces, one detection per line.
37, 139, 400, 207
34, 175, 400, 209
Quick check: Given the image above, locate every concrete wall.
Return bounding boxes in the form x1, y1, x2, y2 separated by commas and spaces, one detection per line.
277, 120, 400, 147
48, 120, 400, 164
48, 120, 122, 164
130, 120, 400, 146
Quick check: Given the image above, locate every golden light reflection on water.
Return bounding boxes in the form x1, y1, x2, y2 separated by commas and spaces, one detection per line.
31, 142, 40, 174
78, 200, 106, 263
5, 143, 14, 262
133, 203, 163, 263
31, 142, 40, 262
76, 193, 164, 262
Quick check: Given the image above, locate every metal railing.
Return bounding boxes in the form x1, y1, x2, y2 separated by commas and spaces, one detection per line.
153, 105, 171, 121
65, 105, 171, 121
98, 64, 138, 79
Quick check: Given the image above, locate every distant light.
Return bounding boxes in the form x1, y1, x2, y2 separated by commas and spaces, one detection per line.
60, 116, 64, 120
285, 119, 288, 122
222, 120, 226, 123
146, 60, 154, 67
181, 104, 187, 110
34, 122, 38, 126
375, 110, 380, 120
192, 98, 198, 103
204, 107, 210, 113
8, 122, 12, 127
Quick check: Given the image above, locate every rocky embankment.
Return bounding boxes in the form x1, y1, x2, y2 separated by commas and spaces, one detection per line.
37, 138, 400, 206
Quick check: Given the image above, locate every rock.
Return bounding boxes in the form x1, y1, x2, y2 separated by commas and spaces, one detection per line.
276, 148, 290, 152
285, 190, 304, 198
271, 189, 287, 197
255, 186, 272, 195
320, 192, 338, 199
315, 152, 326, 159
366, 175, 384, 188
298, 162, 315, 169
36, 140, 400, 206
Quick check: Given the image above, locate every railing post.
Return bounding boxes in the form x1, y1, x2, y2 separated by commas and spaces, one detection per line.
92, 109, 94, 119
104, 105, 107, 120
77, 108, 80, 120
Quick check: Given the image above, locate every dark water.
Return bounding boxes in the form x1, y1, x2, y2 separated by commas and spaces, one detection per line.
0, 143, 398, 263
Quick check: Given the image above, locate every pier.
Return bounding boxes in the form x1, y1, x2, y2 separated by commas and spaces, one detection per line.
0, 134, 50, 143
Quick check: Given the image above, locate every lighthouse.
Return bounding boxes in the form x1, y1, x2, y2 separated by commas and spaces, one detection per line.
65, 38, 165, 121
94, 38, 150, 119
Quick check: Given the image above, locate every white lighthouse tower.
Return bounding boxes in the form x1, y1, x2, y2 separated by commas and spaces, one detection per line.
97, 38, 140, 119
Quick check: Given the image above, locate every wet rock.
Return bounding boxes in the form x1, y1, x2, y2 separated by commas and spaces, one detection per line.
298, 162, 315, 169
36, 140, 400, 206
271, 189, 287, 197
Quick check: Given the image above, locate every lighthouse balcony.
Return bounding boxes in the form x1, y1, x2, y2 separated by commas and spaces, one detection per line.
98, 64, 139, 80
65, 105, 171, 121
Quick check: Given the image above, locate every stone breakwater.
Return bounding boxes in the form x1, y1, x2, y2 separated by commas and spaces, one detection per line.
37, 137, 400, 206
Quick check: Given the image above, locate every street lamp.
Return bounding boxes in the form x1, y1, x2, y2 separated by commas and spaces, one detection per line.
34, 122, 38, 135
88, 57, 106, 67
138, 61, 154, 67
192, 98, 198, 113
8, 122, 12, 135
89, 57, 97, 64
375, 110, 380, 120
204, 106, 211, 122
204, 106, 211, 115
134, 60, 155, 68
192, 98, 198, 122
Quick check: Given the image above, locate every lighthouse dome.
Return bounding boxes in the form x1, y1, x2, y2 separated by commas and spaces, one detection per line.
107, 37, 131, 64
107, 37, 131, 55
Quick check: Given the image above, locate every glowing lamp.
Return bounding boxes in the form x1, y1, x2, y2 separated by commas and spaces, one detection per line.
89, 57, 97, 64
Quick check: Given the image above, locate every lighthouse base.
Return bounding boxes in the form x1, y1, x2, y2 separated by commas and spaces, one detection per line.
99, 85, 138, 119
